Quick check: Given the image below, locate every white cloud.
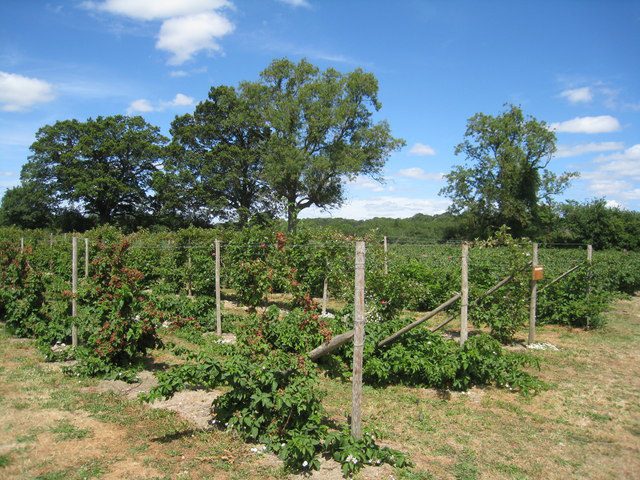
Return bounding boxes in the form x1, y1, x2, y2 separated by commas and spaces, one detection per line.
605, 199, 622, 209
126, 93, 194, 113
299, 196, 450, 220
349, 176, 385, 192
84, 0, 231, 21
0, 71, 55, 111
594, 144, 640, 177
555, 141, 624, 158
127, 98, 155, 113
157, 12, 234, 65
408, 142, 436, 156
550, 115, 621, 134
0, 171, 16, 177
169, 70, 188, 78
169, 93, 194, 106
397, 167, 443, 181
560, 87, 593, 104
277, 0, 311, 7
84, 1, 234, 65
580, 145, 640, 204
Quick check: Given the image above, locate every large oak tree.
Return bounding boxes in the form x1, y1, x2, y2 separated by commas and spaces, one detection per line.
21, 115, 167, 225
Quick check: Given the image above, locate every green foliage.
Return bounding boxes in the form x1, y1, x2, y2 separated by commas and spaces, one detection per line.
441, 104, 576, 238
256, 58, 405, 231
69, 237, 161, 376
326, 428, 411, 477
470, 229, 531, 343
21, 115, 167, 227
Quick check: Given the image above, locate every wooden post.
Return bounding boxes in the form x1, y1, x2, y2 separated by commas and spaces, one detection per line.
84, 238, 89, 279
215, 239, 221, 336
586, 244, 593, 329
351, 241, 366, 439
528, 243, 539, 345
322, 276, 329, 316
49, 233, 53, 247
383, 236, 388, 275
460, 242, 469, 345
20, 237, 24, 253
187, 245, 193, 298
71, 236, 78, 348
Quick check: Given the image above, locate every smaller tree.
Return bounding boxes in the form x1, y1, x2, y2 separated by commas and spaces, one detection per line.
0, 183, 54, 228
440, 104, 576, 237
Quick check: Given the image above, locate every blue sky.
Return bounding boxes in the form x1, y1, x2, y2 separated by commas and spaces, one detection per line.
1, 0, 639, 219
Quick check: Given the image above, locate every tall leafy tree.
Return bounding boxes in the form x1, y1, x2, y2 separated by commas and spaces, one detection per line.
440, 104, 576, 237
22, 115, 167, 225
255, 58, 404, 231
158, 85, 273, 226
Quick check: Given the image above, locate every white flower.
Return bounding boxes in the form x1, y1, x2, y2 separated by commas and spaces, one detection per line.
250, 447, 258, 453
281, 443, 285, 447
302, 460, 309, 467
353, 458, 358, 464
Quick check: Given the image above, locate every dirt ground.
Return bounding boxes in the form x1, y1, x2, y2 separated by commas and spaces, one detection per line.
1, 296, 639, 479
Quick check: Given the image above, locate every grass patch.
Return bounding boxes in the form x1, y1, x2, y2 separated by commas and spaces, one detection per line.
0, 453, 11, 468
50, 419, 92, 441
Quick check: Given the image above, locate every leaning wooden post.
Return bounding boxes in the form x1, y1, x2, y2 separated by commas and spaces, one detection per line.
528, 242, 539, 345
460, 242, 469, 345
351, 241, 366, 439
383, 236, 388, 275
215, 239, 222, 336
84, 237, 89, 279
71, 236, 78, 348
322, 276, 329, 316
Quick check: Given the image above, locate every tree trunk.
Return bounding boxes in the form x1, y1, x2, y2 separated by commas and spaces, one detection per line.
287, 202, 299, 233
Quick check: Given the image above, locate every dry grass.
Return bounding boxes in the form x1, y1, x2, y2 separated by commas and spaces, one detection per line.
1, 296, 639, 479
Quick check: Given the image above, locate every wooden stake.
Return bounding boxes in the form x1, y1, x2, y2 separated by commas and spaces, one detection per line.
84, 238, 89, 279
215, 239, 221, 336
383, 236, 388, 275
528, 243, 539, 345
187, 246, 193, 297
322, 276, 329, 316
351, 241, 366, 439
586, 244, 593, 329
20, 237, 24, 253
460, 242, 469, 345
71, 236, 78, 348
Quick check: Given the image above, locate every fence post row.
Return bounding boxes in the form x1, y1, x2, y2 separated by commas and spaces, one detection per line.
528, 242, 539, 345
71, 236, 78, 348
351, 240, 366, 439
460, 242, 469, 345
215, 239, 222, 336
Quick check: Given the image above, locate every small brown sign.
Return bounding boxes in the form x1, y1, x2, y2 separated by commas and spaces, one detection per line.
532, 265, 544, 281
